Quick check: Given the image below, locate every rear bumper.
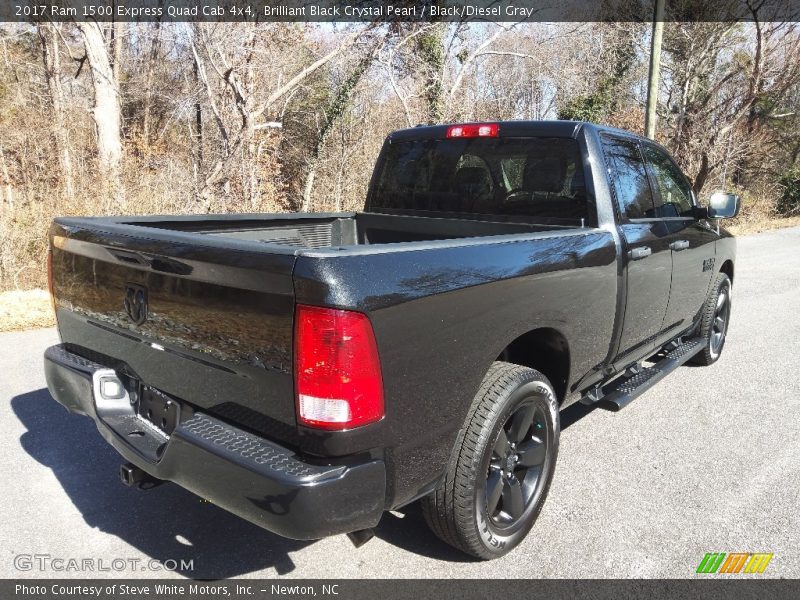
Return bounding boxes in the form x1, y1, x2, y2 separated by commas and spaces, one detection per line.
43, 344, 386, 540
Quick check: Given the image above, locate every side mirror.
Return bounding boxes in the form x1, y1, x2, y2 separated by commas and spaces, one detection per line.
707, 191, 741, 219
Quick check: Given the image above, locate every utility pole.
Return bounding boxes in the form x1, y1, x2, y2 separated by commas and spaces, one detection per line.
645, 0, 665, 139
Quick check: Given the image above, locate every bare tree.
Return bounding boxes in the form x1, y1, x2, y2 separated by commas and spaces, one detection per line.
301, 47, 380, 211
3, 19, 800, 294
77, 20, 124, 207
37, 22, 75, 201
190, 24, 373, 210
141, 20, 162, 145
663, 17, 800, 194
381, 22, 520, 125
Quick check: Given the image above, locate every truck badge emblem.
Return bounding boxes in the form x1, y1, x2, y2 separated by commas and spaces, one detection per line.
124, 284, 148, 325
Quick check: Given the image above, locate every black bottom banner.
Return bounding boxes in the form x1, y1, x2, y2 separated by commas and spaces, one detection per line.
5, 579, 800, 600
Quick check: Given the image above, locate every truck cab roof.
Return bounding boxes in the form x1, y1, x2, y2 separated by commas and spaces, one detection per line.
388, 120, 654, 144
388, 120, 587, 142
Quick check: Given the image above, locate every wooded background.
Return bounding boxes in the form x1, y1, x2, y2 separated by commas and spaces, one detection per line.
1, 17, 799, 291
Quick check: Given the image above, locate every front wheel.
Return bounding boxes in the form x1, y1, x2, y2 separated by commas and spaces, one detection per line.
422, 362, 559, 559
690, 273, 732, 366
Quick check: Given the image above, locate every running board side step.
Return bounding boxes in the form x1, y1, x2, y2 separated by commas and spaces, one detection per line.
583, 337, 706, 412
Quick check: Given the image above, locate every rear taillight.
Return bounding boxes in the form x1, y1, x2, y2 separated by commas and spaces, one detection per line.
46, 247, 56, 314
446, 123, 499, 138
294, 305, 384, 430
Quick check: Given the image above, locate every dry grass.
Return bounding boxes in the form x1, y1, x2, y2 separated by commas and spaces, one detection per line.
0, 289, 55, 332
727, 215, 800, 236
2, 194, 800, 333
724, 186, 800, 235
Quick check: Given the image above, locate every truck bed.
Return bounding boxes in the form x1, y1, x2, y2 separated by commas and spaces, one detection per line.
117, 212, 562, 249
50, 213, 615, 468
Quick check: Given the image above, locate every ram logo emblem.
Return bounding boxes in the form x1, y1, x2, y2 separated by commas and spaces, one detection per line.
124, 284, 148, 325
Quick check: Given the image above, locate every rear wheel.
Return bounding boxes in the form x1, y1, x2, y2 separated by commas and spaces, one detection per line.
691, 273, 732, 366
422, 362, 559, 559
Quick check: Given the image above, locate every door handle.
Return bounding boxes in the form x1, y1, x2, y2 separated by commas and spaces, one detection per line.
629, 246, 652, 260
670, 240, 690, 251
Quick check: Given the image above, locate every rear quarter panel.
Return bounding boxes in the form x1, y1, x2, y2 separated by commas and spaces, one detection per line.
293, 229, 617, 508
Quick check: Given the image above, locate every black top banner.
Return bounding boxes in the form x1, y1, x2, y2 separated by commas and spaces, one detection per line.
2, 0, 800, 23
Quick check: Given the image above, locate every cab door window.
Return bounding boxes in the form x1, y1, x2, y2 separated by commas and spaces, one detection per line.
641, 144, 695, 217
600, 135, 655, 219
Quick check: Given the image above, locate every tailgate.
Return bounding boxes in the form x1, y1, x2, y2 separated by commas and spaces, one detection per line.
49, 218, 299, 445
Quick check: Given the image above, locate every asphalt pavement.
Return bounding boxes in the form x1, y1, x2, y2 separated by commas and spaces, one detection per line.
1, 226, 798, 579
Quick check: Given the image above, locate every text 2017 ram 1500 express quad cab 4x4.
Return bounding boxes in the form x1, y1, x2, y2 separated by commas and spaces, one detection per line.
44, 121, 740, 559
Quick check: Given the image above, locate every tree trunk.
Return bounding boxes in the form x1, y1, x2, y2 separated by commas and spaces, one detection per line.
142, 20, 161, 145
77, 21, 125, 208
37, 23, 75, 201
193, 27, 366, 208
0, 144, 13, 213
417, 24, 445, 124
301, 52, 374, 211
197, 120, 253, 212
692, 152, 712, 195
192, 56, 203, 171
301, 168, 316, 212
111, 21, 123, 81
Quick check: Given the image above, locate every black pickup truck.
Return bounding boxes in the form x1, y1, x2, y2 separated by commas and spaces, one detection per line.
44, 121, 739, 559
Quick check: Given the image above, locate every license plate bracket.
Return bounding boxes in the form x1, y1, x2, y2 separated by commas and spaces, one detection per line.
138, 386, 181, 436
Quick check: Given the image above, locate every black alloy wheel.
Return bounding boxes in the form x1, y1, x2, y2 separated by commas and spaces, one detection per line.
691, 272, 732, 366
709, 278, 731, 359
485, 402, 550, 527
423, 362, 559, 559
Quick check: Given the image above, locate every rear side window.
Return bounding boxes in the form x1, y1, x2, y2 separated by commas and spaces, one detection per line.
641, 143, 695, 217
371, 137, 591, 224
601, 135, 654, 220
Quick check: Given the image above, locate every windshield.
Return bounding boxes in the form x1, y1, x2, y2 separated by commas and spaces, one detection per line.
370, 137, 591, 225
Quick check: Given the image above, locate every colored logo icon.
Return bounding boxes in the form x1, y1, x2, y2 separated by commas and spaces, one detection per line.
696, 552, 773, 574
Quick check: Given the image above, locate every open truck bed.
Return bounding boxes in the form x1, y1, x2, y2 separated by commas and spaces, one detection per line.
46, 207, 598, 540
95, 211, 561, 249
48, 211, 575, 447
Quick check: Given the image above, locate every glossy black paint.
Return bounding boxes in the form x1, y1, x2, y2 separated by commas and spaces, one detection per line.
615, 220, 674, 356
45, 121, 736, 526
662, 219, 717, 328
50, 222, 301, 443
294, 228, 617, 505
590, 126, 725, 367
44, 345, 385, 539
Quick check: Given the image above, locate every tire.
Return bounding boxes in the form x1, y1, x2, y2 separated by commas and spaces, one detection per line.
690, 272, 732, 366
422, 361, 560, 559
